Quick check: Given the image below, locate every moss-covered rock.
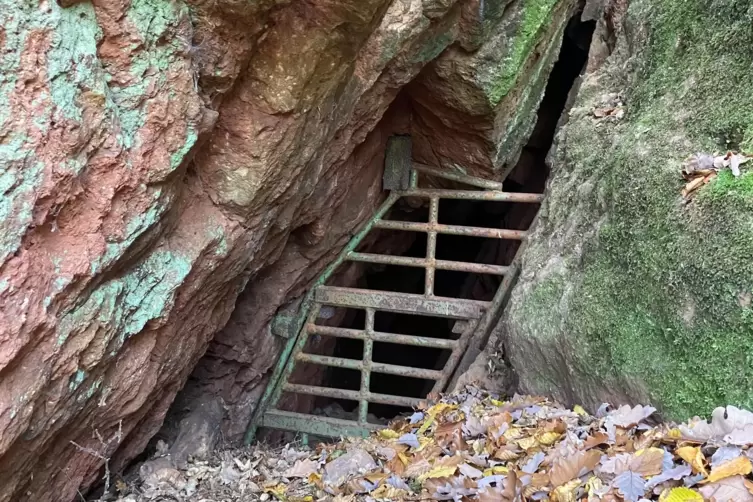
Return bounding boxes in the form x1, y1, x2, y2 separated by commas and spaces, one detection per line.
504, 0, 753, 420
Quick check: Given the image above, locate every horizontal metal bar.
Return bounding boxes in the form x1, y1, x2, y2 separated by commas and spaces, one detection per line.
283, 383, 422, 408
374, 220, 527, 240
398, 188, 544, 203
307, 324, 457, 349
412, 162, 505, 190
296, 353, 444, 380
297, 353, 361, 370
315, 286, 488, 319
346, 252, 510, 275
260, 410, 379, 437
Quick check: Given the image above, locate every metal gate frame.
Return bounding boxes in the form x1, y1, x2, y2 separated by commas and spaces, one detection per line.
245, 161, 543, 444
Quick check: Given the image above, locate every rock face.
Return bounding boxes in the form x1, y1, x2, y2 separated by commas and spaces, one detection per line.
0, 0, 575, 499
502, 0, 753, 420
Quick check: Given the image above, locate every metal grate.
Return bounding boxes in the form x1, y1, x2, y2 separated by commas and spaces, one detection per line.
245, 160, 544, 443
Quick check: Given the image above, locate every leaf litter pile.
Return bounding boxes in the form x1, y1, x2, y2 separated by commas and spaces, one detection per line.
119, 386, 753, 502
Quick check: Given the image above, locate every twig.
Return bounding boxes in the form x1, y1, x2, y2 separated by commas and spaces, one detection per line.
70, 420, 123, 496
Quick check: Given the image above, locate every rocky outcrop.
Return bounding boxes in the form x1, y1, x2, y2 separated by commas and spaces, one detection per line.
502, 0, 753, 420
0, 0, 576, 499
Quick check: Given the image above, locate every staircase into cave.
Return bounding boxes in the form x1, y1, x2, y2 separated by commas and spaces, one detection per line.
245, 137, 545, 443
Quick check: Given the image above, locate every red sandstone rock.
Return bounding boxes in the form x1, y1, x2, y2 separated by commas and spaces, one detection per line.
0, 0, 573, 499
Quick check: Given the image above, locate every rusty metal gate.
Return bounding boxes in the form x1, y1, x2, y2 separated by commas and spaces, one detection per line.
245, 141, 544, 443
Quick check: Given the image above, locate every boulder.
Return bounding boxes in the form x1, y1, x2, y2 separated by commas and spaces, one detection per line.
503, 0, 753, 420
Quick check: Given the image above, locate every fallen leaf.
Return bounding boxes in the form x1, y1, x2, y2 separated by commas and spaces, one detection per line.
378, 429, 400, 439
658, 487, 703, 501
614, 470, 646, 502
646, 464, 692, 489
698, 475, 753, 501
397, 433, 419, 449
676, 446, 708, 476
284, 458, 319, 478
550, 449, 601, 486
418, 461, 460, 482
630, 447, 665, 477
704, 456, 752, 483
607, 404, 657, 428
584, 432, 610, 450
711, 446, 742, 468
724, 424, 753, 446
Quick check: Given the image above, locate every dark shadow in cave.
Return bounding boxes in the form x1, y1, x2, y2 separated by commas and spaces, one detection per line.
300, 12, 595, 422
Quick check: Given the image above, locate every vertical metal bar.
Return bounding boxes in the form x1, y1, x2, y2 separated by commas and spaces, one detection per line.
431, 318, 478, 393
359, 308, 375, 424
424, 197, 439, 297
409, 168, 418, 189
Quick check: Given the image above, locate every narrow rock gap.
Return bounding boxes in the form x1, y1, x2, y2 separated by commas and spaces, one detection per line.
292, 10, 596, 426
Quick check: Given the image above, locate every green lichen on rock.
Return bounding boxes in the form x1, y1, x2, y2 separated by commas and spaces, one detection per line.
506, 0, 753, 419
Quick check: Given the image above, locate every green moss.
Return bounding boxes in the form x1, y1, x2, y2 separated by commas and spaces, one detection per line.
485, 0, 559, 106
512, 0, 753, 419
699, 170, 753, 209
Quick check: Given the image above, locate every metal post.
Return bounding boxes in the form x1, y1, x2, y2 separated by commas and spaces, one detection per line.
425, 197, 439, 297
359, 308, 374, 424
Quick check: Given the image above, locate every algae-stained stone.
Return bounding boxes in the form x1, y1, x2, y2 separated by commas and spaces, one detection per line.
503, 0, 753, 420
409, 0, 578, 177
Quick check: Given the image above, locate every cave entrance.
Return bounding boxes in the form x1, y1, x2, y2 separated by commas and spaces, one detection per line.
246, 10, 594, 443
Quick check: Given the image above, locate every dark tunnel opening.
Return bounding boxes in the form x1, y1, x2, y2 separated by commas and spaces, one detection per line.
284, 11, 596, 426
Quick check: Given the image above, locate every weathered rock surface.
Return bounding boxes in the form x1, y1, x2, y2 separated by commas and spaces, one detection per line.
502, 0, 753, 420
0, 0, 575, 500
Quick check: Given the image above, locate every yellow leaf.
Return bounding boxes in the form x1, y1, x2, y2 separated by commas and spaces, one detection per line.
667, 428, 683, 440
659, 487, 703, 502
676, 446, 708, 476
573, 405, 587, 417
551, 479, 581, 502
517, 436, 539, 450
398, 453, 410, 465
490, 399, 506, 407
705, 456, 752, 483
378, 429, 400, 439
536, 431, 561, 446
264, 483, 287, 500
417, 464, 457, 482
417, 415, 435, 436
586, 476, 604, 497
426, 402, 456, 417
482, 465, 509, 477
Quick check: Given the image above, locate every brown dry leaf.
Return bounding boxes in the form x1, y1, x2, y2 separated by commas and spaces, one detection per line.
550, 449, 601, 487
698, 475, 753, 501
435, 421, 467, 452
404, 457, 431, 478
494, 444, 522, 461
629, 447, 665, 477
386, 455, 405, 476
704, 456, 752, 483
478, 469, 518, 502
584, 432, 609, 450
683, 176, 705, 198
